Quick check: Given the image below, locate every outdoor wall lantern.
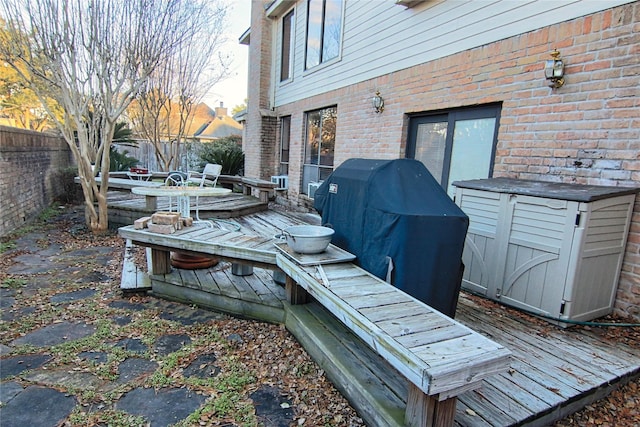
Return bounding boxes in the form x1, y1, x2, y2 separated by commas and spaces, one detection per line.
544, 49, 565, 89
372, 90, 384, 113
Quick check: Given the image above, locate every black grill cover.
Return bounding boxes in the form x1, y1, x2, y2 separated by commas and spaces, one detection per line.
313, 158, 469, 317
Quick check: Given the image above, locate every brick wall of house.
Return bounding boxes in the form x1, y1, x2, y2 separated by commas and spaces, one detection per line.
244, 0, 277, 180
0, 126, 73, 237
255, 2, 639, 318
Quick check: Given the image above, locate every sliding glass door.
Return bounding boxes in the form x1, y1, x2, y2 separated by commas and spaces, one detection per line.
407, 104, 501, 197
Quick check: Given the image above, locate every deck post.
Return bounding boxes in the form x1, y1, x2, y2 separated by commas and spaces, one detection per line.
150, 248, 171, 274
405, 384, 457, 427
285, 276, 309, 305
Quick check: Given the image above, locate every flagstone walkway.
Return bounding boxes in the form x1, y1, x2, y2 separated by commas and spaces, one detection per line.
0, 207, 361, 427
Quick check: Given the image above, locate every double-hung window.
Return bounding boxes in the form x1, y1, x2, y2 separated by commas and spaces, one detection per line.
305, 0, 343, 69
302, 106, 336, 194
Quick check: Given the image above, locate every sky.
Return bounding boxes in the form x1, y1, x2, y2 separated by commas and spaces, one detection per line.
203, 0, 252, 112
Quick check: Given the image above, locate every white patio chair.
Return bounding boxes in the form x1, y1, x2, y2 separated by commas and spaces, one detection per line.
164, 171, 187, 213
188, 163, 222, 188
188, 163, 222, 222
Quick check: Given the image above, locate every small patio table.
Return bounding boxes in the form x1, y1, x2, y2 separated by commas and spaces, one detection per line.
126, 171, 153, 181
131, 185, 231, 225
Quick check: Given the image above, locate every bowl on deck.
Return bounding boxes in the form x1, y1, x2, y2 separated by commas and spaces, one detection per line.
276, 225, 334, 254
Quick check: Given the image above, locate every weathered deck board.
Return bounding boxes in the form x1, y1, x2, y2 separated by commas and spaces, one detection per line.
120, 208, 640, 427
454, 293, 639, 426
278, 256, 511, 402
120, 239, 151, 292
150, 262, 286, 324
456, 299, 631, 393
147, 259, 639, 426
106, 190, 269, 226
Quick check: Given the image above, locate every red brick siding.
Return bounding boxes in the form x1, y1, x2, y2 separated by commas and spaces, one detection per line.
0, 126, 72, 236
247, 2, 640, 319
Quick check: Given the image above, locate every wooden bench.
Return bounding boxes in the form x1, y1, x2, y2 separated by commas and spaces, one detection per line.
74, 176, 162, 191
118, 221, 511, 427
276, 255, 511, 427
217, 176, 279, 203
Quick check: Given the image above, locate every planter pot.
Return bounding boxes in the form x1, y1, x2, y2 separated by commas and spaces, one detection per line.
231, 263, 253, 276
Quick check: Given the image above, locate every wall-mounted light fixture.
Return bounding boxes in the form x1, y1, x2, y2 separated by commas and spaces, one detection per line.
544, 49, 565, 89
372, 90, 384, 113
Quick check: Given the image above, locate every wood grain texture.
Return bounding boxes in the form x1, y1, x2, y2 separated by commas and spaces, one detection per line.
276, 254, 512, 400
118, 208, 640, 426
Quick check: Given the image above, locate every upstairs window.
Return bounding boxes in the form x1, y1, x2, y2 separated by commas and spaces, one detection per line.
280, 9, 294, 81
305, 0, 343, 69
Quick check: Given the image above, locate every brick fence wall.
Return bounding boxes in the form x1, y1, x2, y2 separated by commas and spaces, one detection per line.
0, 126, 73, 237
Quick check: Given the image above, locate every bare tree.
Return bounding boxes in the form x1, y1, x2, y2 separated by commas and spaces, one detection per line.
0, 0, 226, 231
127, 5, 229, 172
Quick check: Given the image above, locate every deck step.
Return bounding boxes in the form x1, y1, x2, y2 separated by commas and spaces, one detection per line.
285, 301, 407, 427
150, 264, 286, 324
120, 240, 151, 292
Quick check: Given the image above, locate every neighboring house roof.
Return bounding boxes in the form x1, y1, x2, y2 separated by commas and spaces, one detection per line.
192, 121, 212, 136
194, 103, 243, 141
171, 102, 242, 141
196, 115, 243, 141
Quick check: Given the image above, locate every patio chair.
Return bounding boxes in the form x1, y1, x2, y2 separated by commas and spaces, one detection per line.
188, 164, 222, 223
165, 171, 187, 213
188, 163, 222, 188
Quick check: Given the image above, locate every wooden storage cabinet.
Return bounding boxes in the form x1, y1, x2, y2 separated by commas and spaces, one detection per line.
453, 178, 637, 324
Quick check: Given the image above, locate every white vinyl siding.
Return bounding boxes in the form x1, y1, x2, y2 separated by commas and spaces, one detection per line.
273, 0, 635, 106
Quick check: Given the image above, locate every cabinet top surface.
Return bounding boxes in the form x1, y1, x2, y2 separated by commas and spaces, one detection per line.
452, 178, 639, 202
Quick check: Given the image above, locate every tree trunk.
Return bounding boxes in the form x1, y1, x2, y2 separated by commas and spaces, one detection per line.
76, 156, 109, 233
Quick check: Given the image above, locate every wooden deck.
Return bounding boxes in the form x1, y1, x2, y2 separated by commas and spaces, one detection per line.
117, 201, 640, 426
142, 257, 639, 426
107, 190, 269, 227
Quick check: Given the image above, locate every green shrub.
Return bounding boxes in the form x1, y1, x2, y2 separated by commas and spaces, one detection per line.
110, 121, 140, 171
198, 136, 244, 176
109, 147, 139, 172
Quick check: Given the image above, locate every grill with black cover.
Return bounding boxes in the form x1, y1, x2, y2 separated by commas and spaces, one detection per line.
313, 158, 468, 317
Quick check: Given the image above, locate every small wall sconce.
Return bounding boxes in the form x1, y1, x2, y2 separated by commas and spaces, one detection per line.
544, 49, 565, 89
372, 90, 384, 113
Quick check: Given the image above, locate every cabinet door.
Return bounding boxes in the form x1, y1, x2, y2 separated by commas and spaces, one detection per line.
457, 188, 502, 296
563, 194, 635, 320
495, 195, 576, 317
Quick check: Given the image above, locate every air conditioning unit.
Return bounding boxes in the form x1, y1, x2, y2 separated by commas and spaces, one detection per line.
308, 181, 322, 199
270, 175, 289, 190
